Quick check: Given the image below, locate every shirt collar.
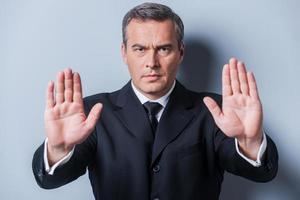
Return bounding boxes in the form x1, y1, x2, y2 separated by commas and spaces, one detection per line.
131, 80, 176, 108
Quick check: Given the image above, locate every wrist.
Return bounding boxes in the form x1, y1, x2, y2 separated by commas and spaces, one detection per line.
237, 131, 263, 160
47, 142, 74, 166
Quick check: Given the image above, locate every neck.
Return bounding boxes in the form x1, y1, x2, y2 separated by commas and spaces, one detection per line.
131, 81, 176, 101
140, 88, 170, 100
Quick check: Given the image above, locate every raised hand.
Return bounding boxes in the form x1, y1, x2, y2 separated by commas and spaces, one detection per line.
44, 69, 102, 165
203, 58, 263, 159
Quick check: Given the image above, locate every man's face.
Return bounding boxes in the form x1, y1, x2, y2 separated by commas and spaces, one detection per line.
122, 19, 184, 100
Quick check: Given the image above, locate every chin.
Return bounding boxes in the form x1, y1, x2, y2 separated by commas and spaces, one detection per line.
144, 85, 168, 96
143, 82, 163, 90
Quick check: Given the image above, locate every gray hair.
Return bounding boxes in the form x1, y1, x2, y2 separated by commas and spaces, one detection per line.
122, 2, 184, 47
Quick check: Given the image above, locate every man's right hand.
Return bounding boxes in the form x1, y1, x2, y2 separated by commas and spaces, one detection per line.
44, 69, 102, 166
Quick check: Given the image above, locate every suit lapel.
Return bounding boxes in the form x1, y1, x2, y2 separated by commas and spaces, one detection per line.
113, 81, 196, 167
113, 81, 154, 144
151, 82, 195, 166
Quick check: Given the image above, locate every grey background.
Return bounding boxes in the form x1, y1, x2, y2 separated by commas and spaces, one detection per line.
0, 0, 299, 199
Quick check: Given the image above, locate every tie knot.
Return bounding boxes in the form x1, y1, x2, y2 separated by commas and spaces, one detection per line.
143, 102, 162, 116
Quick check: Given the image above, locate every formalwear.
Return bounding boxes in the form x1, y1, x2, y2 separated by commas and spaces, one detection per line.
32, 81, 278, 200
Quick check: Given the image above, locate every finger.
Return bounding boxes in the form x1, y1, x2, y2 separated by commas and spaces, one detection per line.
247, 72, 259, 99
64, 68, 73, 102
237, 61, 249, 95
203, 97, 222, 122
46, 81, 55, 109
229, 58, 241, 94
222, 64, 232, 97
84, 103, 103, 132
73, 72, 83, 104
56, 71, 65, 104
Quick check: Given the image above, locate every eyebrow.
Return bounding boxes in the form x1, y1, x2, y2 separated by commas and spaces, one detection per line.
157, 44, 173, 49
131, 44, 145, 49
131, 43, 173, 49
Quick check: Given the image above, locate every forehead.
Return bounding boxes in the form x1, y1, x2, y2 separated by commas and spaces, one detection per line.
126, 19, 177, 45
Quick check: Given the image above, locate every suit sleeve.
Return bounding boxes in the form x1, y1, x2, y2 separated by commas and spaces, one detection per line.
214, 129, 278, 182
208, 93, 278, 182
32, 101, 98, 189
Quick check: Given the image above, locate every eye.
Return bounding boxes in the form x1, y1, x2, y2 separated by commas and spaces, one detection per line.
158, 46, 171, 55
133, 47, 145, 52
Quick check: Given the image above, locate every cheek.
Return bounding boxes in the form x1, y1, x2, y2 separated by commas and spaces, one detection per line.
162, 58, 180, 77
129, 67, 139, 81
129, 66, 146, 87
127, 58, 141, 76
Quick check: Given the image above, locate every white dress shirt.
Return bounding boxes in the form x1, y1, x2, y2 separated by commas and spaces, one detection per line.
44, 80, 267, 175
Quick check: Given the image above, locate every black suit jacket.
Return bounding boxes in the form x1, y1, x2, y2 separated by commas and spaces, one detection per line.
32, 81, 278, 200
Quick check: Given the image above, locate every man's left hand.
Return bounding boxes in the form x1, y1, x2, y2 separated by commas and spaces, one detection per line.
203, 58, 263, 160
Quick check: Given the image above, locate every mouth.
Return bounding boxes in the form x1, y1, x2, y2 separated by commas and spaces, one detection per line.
142, 74, 162, 81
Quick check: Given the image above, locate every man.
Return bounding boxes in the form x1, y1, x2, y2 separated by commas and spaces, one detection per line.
32, 2, 278, 200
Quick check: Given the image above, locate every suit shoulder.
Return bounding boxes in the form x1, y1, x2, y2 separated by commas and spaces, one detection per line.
83, 88, 121, 108
83, 92, 108, 104
186, 89, 222, 105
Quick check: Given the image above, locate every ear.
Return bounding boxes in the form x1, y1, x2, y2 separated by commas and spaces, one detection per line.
179, 42, 185, 62
121, 43, 128, 64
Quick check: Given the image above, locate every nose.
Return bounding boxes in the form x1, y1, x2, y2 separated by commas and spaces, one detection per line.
145, 50, 159, 69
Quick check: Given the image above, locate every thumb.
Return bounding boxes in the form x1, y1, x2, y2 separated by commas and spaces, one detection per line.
203, 97, 222, 122
85, 103, 103, 131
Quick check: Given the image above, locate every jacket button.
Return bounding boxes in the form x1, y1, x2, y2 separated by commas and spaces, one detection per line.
153, 165, 160, 173
37, 169, 43, 176
267, 162, 273, 171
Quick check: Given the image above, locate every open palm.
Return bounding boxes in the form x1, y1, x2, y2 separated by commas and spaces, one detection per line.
204, 58, 263, 146
44, 69, 102, 163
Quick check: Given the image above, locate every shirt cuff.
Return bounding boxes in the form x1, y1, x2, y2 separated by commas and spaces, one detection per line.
235, 132, 267, 167
43, 138, 75, 175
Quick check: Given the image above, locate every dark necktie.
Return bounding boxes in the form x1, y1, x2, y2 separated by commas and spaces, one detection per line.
143, 101, 162, 135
